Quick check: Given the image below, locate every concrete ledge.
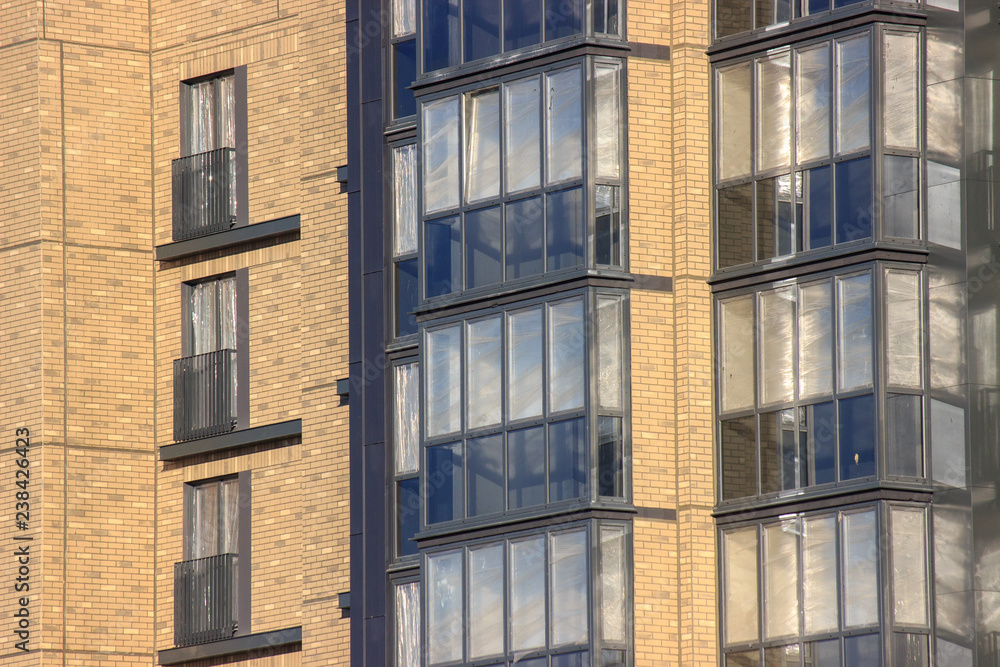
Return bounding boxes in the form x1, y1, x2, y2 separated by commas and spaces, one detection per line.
156, 215, 300, 262
159, 626, 302, 665
160, 419, 302, 461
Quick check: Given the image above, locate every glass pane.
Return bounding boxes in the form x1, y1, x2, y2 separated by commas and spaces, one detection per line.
394, 363, 420, 475
757, 53, 792, 173
796, 44, 831, 163
884, 156, 920, 239
760, 409, 797, 494
393, 0, 416, 36
467, 434, 504, 517
422, 96, 461, 213
804, 639, 841, 667
426, 442, 463, 524
395, 258, 419, 337
844, 634, 881, 665
886, 270, 922, 388
723, 527, 759, 645
601, 649, 627, 667
423, 0, 460, 72
838, 272, 873, 391
756, 175, 794, 261
469, 544, 504, 658
802, 515, 838, 633
504, 0, 541, 50
508, 426, 546, 509
764, 644, 800, 667
505, 77, 542, 193
466, 89, 501, 202
219, 479, 239, 554
549, 298, 585, 412
717, 182, 754, 268
510, 536, 546, 650
759, 288, 795, 406
886, 394, 923, 477
595, 63, 621, 180
721, 416, 757, 500
464, 0, 501, 61
426, 215, 461, 297
467, 316, 502, 429
839, 394, 876, 479
552, 651, 589, 667
397, 478, 420, 557
727, 651, 762, 667
549, 418, 586, 501
720, 295, 755, 412
764, 521, 799, 639
801, 165, 832, 249
807, 0, 830, 13
836, 35, 871, 155
716, 0, 751, 37
188, 482, 218, 559
508, 307, 544, 420
843, 510, 878, 627
595, 185, 622, 266
600, 525, 627, 643
598, 416, 624, 497
550, 529, 588, 645
884, 32, 920, 150
546, 187, 584, 271
546, 67, 583, 184
544, 0, 584, 40
803, 401, 837, 485
718, 63, 753, 180
395, 581, 421, 667
394, 40, 417, 118
506, 196, 545, 279
427, 550, 463, 664
393, 145, 418, 256
835, 156, 872, 242
597, 295, 623, 410
894, 633, 929, 666
426, 324, 461, 437
465, 206, 503, 289
799, 281, 834, 399
892, 507, 928, 626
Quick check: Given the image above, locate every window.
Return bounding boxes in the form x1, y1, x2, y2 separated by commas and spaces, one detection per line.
182, 73, 235, 157
185, 477, 240, 560
394, 361, 421, 558
424, 521, 630, 665
421, 59, 624, 299
394, 579, 422, 666
721, 504, 929, 665
713, 0, 920, 40
187, 274, 237, 357
717, 265, 924, 501
393, 143, 420, 337
714, 29, 921, 270
391, 0, 417, 118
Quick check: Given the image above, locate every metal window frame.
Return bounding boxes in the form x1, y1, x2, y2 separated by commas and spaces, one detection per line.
391, 357, 422, 564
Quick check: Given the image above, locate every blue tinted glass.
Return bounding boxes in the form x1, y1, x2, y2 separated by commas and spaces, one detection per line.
395, 258, 418, 337
394, 39, 417, 118
397, 477, 420, 556
426, 442, 463, 524
836, 156, 872, 243
598, 416, 623, 497
464, 0, 501, 61
426, 216, 461, 297
423, 0, 461, 72
808, 0, 830, 13
544, 0, 584, 41
845, 634, 881, 665
806, 165, 832, 249
839, 394, 875, 479
808, 639, 841, 667
593, 0, 606, 32
465, 206, 503, 289
467, 434, 504, 517
806, 401, 836, 485
546, 187, 584, 271
507, 426, 546, 509
506, 197, 544, 279
548, 418, 586, 501
552, 651, 589, 667
504, 0, 542, 50
834, 0, 865, 7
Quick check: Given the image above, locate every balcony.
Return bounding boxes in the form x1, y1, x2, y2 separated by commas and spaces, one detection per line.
173, 349, 237, 442
174, 553, 238, 647
172, 147, 237, 241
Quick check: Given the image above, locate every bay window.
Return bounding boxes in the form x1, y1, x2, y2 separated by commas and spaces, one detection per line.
714, 0, 922, 40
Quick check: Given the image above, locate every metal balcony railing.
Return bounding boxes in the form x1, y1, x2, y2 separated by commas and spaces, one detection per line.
172, 147, 237, 241
173, 349, 237, 441
174, 553, 238, 647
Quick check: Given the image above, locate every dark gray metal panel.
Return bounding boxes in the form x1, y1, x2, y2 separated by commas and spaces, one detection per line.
361, 15, 384, 104
362, 100, 385, 275
158, 626, 302, 665
350, 360, 364, 536
349, 191, 363, 364
236, 268, 250, 430
363, 272, 386, 446
237, 471, 252, 635
154, 215, 301, 261
364, 614, 387, 665
364, 442, 387, 619
350, 532, 364, 667
234, 65, 250, 227
159, 419, 302, 461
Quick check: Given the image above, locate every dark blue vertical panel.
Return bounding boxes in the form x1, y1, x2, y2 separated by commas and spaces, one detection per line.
363, 272, 386, 445
349, 362, 364, 534
348, 191, 363, 364
364, 615, 387, 664
363, 100, 384, 275
350, 532, 364, 667
361, 16, 384, 104
364, 442, 387, 618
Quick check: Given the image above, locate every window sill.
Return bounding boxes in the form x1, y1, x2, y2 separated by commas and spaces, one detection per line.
156, 215, 300, 262
160, 419, 302, 461
159, 626, 301, 665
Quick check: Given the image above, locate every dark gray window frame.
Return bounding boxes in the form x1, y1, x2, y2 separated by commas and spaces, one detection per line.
388, 569, 421, 666
390, 356, 422, 563
388, 136, 421, 341
711, 0, 924, 43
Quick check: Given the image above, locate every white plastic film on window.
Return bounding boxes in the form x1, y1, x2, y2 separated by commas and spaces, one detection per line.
884, 32, 920, 150
843, 510, 878, 627
799, 281, 834, 399
597, 295, 623, 411
600, 525, 627, 643
393, 144, 418, 256
838, 273, 873, 391
836, 35, 871, 155
723, 527, 759, 645
760, 288, 795, 406
892, 507, 928, 626
546, 67, 583, 184
511, 536, 546, 650
186, 74, 235, 155
423, 96, 461, 214
508, 307, 544, 420
757, 53, 792, 173
426, 324, 462, 437
886, 271, 922, 389
765, 521, 800, 639
721, 295, 755, 412
469, 544, 504, 658
427, 550, 464, 664
392, 0, 416, 37
395, 581, 421, 667
718, 63, 753, 181
796, 44, 831, 163
466, 89, 501, 203
505, 76, 542, 193
394, 362, 420, 475
190, 276, 236, 355
550, 529, 589, 646
548, 298, 585, 413
802, 515, 838, 634
187, 482, 219, 559
595, 63, 621, 180
467, 316, 502, 429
